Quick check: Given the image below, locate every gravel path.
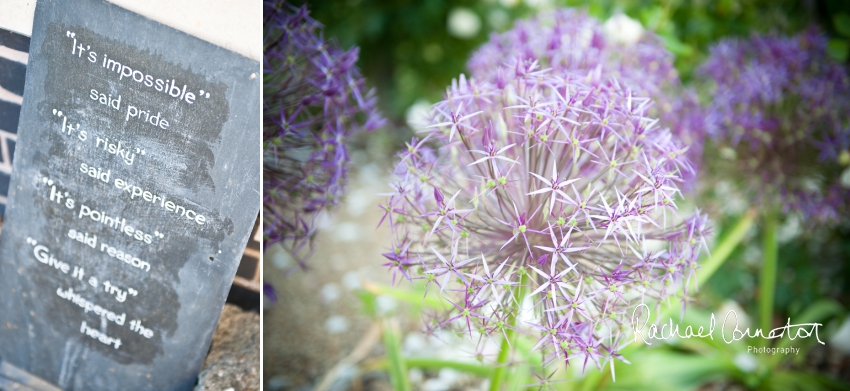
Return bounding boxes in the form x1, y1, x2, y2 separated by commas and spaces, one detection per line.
263, 161, 396, 391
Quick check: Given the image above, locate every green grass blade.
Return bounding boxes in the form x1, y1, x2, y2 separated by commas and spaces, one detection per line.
382, 319, 412, 391
489, 270, 528, 391
760, 210, 778, 334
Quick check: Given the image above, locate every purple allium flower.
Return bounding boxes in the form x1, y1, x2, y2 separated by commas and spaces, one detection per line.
263, 1, 385, 260
380, 59, 710, 374
468, 9, 705, 187
699, 29, 850, 221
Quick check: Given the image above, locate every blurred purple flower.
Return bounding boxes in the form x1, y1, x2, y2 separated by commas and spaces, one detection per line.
699, 29, 850, 220
262, 1, 385, 263
468, 9, 705, 188
380, 56, 710, 374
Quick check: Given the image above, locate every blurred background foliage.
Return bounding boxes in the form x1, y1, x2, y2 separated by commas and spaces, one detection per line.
298, 0, 850, 121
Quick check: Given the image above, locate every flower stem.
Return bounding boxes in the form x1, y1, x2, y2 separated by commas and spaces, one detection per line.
382, 318, 412, 391
759, 209, 778, 333
696, 208, 757, 288
363, 357, 494, 377
488, 270, 528, 391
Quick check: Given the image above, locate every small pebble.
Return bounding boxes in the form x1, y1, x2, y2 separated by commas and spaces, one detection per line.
733, 352, 758, 373
830, 317, 850, 354
346, 188, 372, 217
335, 222, 361, 242
341, 271, 361, 291
408, 368, 424, 384
375, 295, 398, 315
266, 375, 290, 391
272, 248, 293, 269
320, 283, 340, 303
325, 315, 349, 334
403, 333, 427, 355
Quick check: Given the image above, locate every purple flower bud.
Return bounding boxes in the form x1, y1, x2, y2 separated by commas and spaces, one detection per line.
434, 186, 445, 206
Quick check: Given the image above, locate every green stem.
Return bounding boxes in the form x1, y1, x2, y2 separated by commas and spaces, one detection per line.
382, 319, 412, 391
696, 209, 757, 288
364, 358, 494, 377
759, 210, 778, 333
562, 361, 572, 391
506, 364, 532, 391
489, 270, 528, 391
406, 359, 492, 377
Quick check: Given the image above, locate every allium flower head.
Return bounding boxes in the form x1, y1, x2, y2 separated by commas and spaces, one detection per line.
263, 1, 384, 258
468, 9, 705, 184
700, 29, 850, 220
381, 58, 709, 373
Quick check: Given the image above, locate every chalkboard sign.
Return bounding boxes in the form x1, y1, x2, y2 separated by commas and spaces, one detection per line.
0, 27, 29, 216
0, 0, 260, 390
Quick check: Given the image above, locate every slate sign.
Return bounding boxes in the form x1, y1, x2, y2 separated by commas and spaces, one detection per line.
0, 27, 29, 215
0, 0, 260, 390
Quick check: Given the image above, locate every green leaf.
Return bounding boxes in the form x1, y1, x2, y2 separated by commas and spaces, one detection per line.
382, 319, 412, 391
791, 299, 844, 327
769, 299, 844, 367
406, 358, 493, 377
576, 368, 606, 391
826, 39, 849, 62
505, 362, 533, 391
639, 6, 667, 31
362, 280, 447, 311
660, 33, 694, 57
696, 210, 756, 288
760, 210, 779, 334
364, 357, 494, 377
513, 335, 543, 367
675, 307, 748, 354
834, 14, 850, 38
766, 370, 850, 391
488, 272, 528, 391
601, 350, 737, 391
356, 290, 378, 318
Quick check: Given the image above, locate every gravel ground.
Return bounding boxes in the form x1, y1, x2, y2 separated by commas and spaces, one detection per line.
263, 161, 397, 391
261, 156, 500, 391
196, 304, 261, 391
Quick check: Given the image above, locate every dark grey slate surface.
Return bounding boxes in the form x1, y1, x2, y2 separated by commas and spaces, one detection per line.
0, 0, 260, 390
